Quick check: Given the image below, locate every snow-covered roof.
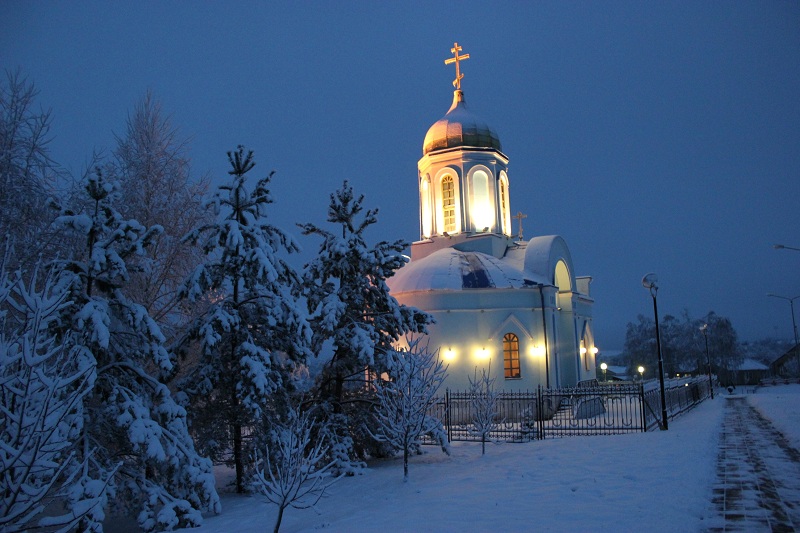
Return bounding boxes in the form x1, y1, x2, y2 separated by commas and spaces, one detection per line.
388, 247, 537, 293
736, 359, 769, 371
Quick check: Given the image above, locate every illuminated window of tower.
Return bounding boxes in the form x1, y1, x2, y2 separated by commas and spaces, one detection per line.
503, 333, 520, 379
471, 170, 493, 231
442, 176, 456, 233
421, 176, 432, 238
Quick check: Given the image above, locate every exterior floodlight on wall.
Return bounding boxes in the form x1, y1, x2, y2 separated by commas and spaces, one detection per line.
700, 324, 714, 399
642, 273, 669, 431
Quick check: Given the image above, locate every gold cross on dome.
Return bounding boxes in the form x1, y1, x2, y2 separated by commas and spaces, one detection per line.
513, 212, 528, 241
444, 42, 470, 90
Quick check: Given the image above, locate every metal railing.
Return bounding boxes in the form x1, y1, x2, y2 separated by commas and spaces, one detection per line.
425, 376, 712, 443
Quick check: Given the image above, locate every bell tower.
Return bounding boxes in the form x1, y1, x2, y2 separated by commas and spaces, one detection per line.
413, 43, 514, 261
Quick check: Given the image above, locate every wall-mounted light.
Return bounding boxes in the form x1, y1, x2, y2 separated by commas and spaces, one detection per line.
531, 346, 546, 357
580, 346, 587, 355
477, 347, 490, 359
443, 347, 456, 361
590, 346, 599, 355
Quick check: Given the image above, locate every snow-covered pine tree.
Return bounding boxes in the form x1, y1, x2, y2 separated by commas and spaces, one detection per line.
0, 256, 109, 532
369, 336, 449, 482
53, 169, 220, 531
299, 181, 432, 460
179, 146, 311, 494
467, 362, 501, 455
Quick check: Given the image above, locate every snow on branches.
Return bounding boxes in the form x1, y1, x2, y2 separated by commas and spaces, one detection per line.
51, 169, 220, 531
179, 146, 311, 493
0, 259, 108, 532
369, 336, 449, 482
251, 407, 341, 533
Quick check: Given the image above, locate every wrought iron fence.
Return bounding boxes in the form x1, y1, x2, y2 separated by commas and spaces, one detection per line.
425, 376, 712, 443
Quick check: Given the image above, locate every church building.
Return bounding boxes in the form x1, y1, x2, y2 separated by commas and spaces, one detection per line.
388, 44, 597, 391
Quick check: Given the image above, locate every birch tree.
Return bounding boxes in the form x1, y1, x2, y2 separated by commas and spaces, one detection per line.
370, 337, 449, 482
251, 407, 340, 533
468, 362, 501, 455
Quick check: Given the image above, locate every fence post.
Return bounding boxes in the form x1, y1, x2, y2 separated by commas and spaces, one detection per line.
445, 388, 452, 443
537, 385, 544, 440
639, 383, 646, 432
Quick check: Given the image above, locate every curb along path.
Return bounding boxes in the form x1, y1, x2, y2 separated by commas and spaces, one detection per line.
708, 396, 800, 532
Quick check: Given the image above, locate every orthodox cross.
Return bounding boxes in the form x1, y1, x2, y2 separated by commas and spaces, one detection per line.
513, 211, 528, 241
444, 42, 470, 90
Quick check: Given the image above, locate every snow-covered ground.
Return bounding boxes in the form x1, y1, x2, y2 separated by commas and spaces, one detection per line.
178, 385, 800, 533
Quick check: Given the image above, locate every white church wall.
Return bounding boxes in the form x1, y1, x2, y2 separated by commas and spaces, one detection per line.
396, 289, 552, 391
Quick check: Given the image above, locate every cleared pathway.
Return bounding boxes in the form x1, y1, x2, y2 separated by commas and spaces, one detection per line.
708, 396, 800, 532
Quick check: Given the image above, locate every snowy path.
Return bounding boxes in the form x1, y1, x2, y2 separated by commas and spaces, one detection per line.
708, 396, 800, 532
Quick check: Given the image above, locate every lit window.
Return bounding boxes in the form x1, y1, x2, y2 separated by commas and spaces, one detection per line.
442, 176, 456, 233
471, 170, 493, 230
421, 176, 432, 238
503, 333, 520, 379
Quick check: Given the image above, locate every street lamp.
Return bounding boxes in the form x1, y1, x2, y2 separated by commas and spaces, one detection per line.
642, 273, 669, 431
600, 362, 607, 382
767, 293, 800, 375
700, 324, 714, 399
638, 366, 645, 382
773, 244, 800, 252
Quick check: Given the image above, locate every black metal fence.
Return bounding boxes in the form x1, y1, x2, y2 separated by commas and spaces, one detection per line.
426, 376, 711, 443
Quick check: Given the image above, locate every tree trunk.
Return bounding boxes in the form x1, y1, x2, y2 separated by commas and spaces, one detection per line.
274, 504, 285, 533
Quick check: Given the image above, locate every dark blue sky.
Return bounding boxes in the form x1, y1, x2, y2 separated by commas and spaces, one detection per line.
3, 1, 799, 350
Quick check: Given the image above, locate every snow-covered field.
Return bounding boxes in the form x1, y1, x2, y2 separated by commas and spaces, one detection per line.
177, 385, 800, 533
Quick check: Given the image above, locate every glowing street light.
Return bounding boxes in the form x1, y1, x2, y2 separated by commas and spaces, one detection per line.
600, 362, 607, 382
638, 366, 645, 381
642, 273, 669, 431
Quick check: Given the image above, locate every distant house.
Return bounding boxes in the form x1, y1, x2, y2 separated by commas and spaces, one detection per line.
718, 358, 770, 386
769, 345, 800, 378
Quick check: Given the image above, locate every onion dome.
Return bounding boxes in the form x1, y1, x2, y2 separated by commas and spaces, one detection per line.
422, 90, 502, 156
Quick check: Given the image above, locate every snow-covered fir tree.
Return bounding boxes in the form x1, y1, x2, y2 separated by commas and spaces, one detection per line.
369, 336, 449, 482
53, 169, 220, 531
0, 256, 108, 532
299, 181, 432, 461
467, 362, 501, 455
179, 146, 311, 493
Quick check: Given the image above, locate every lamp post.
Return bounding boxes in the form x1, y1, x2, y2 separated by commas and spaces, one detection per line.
767, 293, 800, 375
642, 273, 668, 431
600, 362, 607, 382
638, 366, 644, 382
773, 244, 800, 253
700, 324, 714, 399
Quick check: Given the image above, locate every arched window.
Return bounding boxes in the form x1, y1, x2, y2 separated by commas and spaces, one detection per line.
442, 175, 456, 233
420, 176, 432, 238
471, 169, 493, 231
503, 333, 521, 379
